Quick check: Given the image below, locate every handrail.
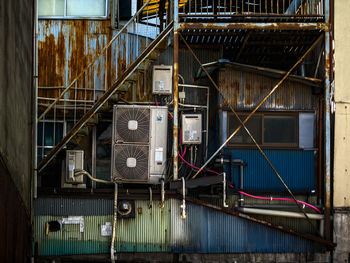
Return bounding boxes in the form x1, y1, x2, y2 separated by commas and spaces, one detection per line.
38, 0, 154, 121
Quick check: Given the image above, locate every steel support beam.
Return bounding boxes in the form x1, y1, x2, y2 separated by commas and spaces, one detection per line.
323, 0, 332, 241
178, 22, 328, 31
173, 0, 179, 181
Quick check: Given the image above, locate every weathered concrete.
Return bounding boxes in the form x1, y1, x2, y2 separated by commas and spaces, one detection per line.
0, 0, 33, 211
333, 210, 350, 263
333, 1, 350, 262
0, 0, 33, 261
334, 0, 350, 208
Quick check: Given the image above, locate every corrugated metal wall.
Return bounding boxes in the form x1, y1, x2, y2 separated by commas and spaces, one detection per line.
34, 199, 171, 256
224, 149, 316, 192
170, 199, 323, 253
34, 198, 324, 256
38, 20, 154, 107
218, 68, 315, 110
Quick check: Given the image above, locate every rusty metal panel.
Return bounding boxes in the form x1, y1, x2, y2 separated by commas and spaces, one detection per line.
218, 67, 315, 110
156, 47, 223, 84
38, 20, 112, 107
170, 199, 324, 253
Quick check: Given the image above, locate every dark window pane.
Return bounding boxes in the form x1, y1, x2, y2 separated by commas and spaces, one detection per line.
228, 114, 262, 145
96, 122, 112, 188
264, 116, 297, 144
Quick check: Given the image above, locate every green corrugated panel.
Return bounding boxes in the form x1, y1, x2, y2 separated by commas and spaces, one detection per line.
115, 200, 171, 252
34, 200, 171, 256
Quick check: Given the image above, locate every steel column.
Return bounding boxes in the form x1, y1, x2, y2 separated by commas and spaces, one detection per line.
173, 0, 179, 181
324, 0, 332, 241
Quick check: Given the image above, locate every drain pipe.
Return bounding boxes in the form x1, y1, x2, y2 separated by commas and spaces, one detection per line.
111, 183, 118, 263
73, 170, 116, 262
180, 177, 186, 219
222, 172, 228, 207
239, 207, 324, 220
160, 178, 165, 208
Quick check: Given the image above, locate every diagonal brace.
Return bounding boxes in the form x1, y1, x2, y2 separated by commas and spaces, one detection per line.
179, 32, 323, 232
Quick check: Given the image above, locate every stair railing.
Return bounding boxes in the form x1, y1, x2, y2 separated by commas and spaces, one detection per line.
37, 0, 173, 171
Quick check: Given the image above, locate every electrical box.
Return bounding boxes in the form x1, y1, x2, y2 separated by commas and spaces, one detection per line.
62, 150, 85, 188
152, 65, 173, 95
111, 105, 168, 184
182, 114, 202, 144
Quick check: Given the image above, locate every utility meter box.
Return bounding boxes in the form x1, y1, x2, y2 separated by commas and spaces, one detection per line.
62, 150, 85, 188
182, 114, 202, 144
152, 65, 173, 95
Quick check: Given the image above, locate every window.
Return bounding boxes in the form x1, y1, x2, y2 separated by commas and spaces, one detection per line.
37, 121, 65, 163
227, 113, 300, 147
38, 0, 108, 18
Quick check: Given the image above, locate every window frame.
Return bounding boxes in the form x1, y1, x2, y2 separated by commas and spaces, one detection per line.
226, 111, 300, 149
38, 0, 109, 20
37, 120, 66, 162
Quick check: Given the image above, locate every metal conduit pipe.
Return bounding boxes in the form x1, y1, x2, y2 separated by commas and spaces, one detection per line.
160, 179, 165, 208
239, 207, 324, 220
73, 170, 117, 261
111, 183, 118, 263
74, 170, 114, 185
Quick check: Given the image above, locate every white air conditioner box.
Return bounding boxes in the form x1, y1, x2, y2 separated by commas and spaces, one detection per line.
111, 105, 168, 184
182, 114, 202, 144
152, 65, 173, 95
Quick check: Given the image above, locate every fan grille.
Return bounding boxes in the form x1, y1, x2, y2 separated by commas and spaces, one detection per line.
115, 107, 150, 143
112, 144, 149, 183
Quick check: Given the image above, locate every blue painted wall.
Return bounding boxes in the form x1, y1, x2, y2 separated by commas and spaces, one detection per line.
224, 149, 315, 192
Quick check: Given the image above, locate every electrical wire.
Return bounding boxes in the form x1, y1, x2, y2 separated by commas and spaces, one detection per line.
178, 151, 220, 176
227, 185, 321, 214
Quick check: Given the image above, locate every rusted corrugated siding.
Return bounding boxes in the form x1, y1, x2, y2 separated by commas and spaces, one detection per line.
38, 20, 156, 111
38, 20, 113, 107
218, 68, 315, 110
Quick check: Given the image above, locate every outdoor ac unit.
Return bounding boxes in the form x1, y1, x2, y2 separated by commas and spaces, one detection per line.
152, 65, 173, 95
182, 114, 202, 144
62, 150, 86, 188
111, 105, 168, 184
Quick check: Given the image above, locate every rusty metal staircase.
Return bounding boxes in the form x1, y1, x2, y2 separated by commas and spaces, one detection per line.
37, 1, 173, 173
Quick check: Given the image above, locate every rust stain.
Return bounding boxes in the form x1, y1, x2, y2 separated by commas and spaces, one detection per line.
38, 20, 113, 110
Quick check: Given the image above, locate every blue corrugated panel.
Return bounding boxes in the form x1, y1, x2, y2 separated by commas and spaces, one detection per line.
224, 149, 315, 192
170, 199, 324, 253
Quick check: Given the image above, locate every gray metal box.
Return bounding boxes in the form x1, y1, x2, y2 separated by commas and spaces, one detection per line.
182, 114, 202, 144
111, 105, 168, 184
152, 65, 173, 94
62, 150, 85, 188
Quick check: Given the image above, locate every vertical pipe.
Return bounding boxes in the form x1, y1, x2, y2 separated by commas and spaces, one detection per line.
324, 0, 331, 240
92, 126, 97, 189
173, 0, 179, 181
317, 98, 323, 204
205, 86, 209, 160
110, 183, 118, 263
33, 0, 38, 200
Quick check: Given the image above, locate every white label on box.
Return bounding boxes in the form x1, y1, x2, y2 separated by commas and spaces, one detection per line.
189, 130, 197, 141
155, 147, 163, 163
101, 222, 112, 236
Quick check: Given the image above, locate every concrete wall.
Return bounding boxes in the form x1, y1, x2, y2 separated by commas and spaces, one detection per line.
0, 0, 33, 261
334, 0, 350, 262
0, 0, 33, 210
